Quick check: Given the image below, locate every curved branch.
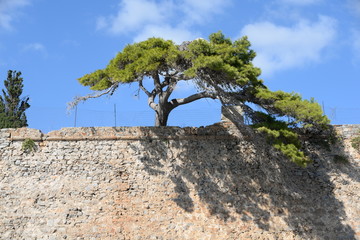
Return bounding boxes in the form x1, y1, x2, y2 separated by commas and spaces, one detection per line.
152, 72, 161, 91
147, 94, 157, 111
169, 91, 218, 109
138, 79, 158, 110
163, 81, 176, 102
139, 80, 151, 97
68, 83, 119, 110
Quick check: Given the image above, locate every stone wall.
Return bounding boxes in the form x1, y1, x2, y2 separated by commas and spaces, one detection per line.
0, 123, 359, 239
334, 124, 360, 139
333, 124, 360, 163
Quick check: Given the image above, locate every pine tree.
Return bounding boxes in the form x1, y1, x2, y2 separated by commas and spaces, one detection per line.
0, 70, 30, 128
73, 32, 330, 166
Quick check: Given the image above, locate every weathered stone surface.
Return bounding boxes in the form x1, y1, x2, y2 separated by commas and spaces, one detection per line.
0, 123, 359, 239
335, 124, 360, 139
9, 127, 43, 141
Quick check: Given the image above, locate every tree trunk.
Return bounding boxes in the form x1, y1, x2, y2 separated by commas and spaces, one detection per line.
154, 105, 171, 126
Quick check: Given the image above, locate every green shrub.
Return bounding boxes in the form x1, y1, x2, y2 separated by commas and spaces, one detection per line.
22, 138, 36, 153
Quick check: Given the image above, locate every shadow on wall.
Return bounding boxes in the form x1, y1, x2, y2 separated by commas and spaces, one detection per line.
133, 120, 359, 239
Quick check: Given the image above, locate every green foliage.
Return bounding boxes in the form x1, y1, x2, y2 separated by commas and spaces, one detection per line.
351, 131, 360, 152
78, 31, 263, 93
250, 87, 330, 167
0, 70, 30, 128
274, 143, 309, 167
78, 69, 111, 91
253, 113, 311, 167
184, 32, 261, 87
22, 138, 36, 153
255, 89, 329, 128
78, 38, 180, 90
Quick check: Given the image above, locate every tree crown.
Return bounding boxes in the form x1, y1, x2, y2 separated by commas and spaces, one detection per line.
78, 32, 262, 92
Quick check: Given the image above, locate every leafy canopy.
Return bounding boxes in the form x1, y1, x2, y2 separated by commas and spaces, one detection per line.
78, 32, 262, 94
76, 31, 330, 166
79, 38, 180, 90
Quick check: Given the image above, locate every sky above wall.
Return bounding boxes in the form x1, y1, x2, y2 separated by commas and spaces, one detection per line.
0, 0, 359, 132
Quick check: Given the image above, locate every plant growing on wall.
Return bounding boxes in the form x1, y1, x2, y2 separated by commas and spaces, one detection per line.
72, 32, 329, 166
22, 138, 36, 153
0, 70, 30, 128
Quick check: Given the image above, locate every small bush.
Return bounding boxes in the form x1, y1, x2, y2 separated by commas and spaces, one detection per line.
22, 138, 36, 153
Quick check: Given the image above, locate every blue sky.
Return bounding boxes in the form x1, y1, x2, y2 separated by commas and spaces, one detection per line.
0, 0, 359, 132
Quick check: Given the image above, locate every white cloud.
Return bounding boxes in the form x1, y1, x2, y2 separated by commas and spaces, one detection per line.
96, 0, 171, 34
0, 0, 30, 30
277, 0, 321, 5
241, 16, 337, 76
180, 0, 230, 25
97, 0, 229, 42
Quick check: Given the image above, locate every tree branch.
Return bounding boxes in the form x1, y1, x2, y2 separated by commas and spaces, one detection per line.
163, 82, 176, 102
147, 95, 157, 111
138, 79, 157, 110
160, 76, 170, 88
139, 80, 151, 97
152, 72, 161, 91
169, 91, 218, 109
174, 73, 193, 82
68, 83, 119, 110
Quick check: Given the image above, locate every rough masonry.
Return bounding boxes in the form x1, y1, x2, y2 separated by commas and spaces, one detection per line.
0, 123, 359, 239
